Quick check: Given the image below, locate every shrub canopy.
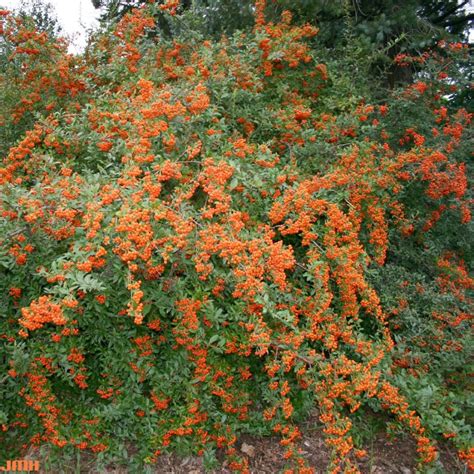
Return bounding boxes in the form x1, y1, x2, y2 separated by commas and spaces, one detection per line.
0, 1, 472, 472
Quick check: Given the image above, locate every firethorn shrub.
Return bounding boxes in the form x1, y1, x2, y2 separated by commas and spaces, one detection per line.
0, 1, 472, 472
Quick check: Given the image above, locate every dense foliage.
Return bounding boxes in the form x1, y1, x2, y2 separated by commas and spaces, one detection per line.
0, 1, 472, 472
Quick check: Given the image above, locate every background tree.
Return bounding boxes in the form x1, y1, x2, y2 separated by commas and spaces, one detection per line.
91, 0, 473, 43
17, 0, 62, 36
